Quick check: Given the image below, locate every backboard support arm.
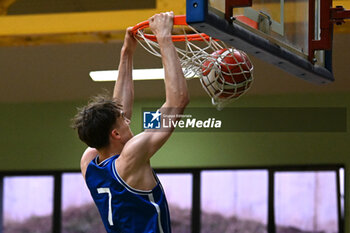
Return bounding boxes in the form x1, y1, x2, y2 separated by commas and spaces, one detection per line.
309, 0, 350, 63
225, 0, 252, 21
331, 6, 350, 25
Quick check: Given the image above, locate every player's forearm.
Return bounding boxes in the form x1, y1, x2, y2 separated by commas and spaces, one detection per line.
113, 47, 134, 119
158, 36, 189, 108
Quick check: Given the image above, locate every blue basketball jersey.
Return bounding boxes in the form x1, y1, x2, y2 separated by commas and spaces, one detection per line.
85, 155, 171, 233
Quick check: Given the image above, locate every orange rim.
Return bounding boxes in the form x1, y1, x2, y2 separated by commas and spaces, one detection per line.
131, 15, 212, 42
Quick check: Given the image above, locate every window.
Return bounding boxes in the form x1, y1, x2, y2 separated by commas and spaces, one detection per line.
158, 173, 193, 233
201, 170, 268, 232
339, 167, 345, 221
61, 173, 103, 233
275, 171, 339, 233
3, 176, 54, 233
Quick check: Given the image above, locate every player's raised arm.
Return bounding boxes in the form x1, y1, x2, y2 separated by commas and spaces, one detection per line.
152, 12, 189, 110
121, 12, 189, 163
113, 27, 137, 120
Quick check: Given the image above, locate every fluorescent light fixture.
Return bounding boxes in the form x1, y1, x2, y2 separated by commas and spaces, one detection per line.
90, 68, 198, 82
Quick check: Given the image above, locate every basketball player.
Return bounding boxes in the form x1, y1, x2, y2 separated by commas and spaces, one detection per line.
72, 12, 189, 233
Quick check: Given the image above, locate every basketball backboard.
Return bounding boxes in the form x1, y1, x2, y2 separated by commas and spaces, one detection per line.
186, 0, 349, 84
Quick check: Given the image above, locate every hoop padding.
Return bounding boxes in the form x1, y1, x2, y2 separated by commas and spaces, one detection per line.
131, 15, 254, 109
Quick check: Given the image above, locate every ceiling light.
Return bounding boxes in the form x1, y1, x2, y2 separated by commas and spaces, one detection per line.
90, 68, 198, 81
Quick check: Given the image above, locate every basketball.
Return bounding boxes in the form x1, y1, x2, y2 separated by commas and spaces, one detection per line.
201, 48, 253, 99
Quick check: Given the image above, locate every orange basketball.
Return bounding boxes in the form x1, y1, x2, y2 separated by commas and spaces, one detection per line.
201, 48, 253, 99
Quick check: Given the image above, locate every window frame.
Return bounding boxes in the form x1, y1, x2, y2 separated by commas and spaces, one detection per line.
0, 164, 345, 233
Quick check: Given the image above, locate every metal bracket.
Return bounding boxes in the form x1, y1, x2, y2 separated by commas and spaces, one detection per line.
225, 0, 252, 21
258, 11, 272, 34
308, 0, 350, 63
331, 6, 350, 25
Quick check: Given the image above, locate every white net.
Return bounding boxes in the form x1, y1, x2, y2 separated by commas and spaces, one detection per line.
134, 25, 254, 110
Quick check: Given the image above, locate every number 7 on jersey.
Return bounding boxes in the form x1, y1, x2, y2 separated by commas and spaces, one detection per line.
97, 187, 114, 226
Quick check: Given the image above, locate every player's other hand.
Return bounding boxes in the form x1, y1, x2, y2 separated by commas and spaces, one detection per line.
149, 12, 174, 39
123, 27, 137, 54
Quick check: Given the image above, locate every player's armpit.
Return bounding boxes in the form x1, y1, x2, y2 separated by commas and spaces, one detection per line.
119, 132, 159, 166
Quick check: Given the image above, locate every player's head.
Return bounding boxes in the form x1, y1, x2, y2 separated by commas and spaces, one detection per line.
72, 95, 133, 150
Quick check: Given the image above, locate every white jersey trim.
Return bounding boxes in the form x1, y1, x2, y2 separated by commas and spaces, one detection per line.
148, 193, 165, 233
112, 159, 155, 195
159, 183, 171, 232
95, 155, 114, 167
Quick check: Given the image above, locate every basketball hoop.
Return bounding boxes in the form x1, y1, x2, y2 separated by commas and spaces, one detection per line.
131, 15, 254, 109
